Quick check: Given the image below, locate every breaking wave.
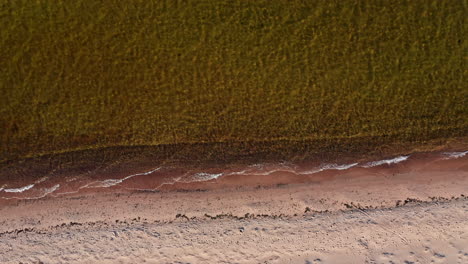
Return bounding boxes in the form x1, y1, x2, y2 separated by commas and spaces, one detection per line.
1, 184, 35, 193
298, 163, 359, 175
191, 172, 224, 182
81, 167, 161, 188
0, 184, 60, 200
361, 156, 409, 168
0, 177, 51, 193
442, 151, 468, 159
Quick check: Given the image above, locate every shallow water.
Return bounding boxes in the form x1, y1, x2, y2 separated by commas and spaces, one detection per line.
0, 150, 466, 201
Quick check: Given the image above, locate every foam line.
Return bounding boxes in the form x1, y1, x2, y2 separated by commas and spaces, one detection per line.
81, 167, 161, 189
2, 184, 35, 193
442, 151, 468, 159
38, 184, 60, 199
1, 176, 50, 193
191, 172, 224, 181
361, 156, 409, 168
1, 184, 60, 200
298, 162, 358, 175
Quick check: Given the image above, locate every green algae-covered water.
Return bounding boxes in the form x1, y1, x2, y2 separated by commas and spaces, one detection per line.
0, 0, 466, 161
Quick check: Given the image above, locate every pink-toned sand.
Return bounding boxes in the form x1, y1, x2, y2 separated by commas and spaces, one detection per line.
0, 151, 467, 263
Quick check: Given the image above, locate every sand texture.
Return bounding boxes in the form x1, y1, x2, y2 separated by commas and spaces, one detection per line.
1, 153, 467, 263
1, 199, 467, 264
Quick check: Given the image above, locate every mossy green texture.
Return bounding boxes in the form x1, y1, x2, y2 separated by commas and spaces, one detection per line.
1, 0, 466, 160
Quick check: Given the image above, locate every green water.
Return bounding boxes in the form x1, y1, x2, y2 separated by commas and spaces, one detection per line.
1, 0, 466, 161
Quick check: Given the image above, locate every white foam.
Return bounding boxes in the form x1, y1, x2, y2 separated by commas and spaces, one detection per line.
81, 167, 161, 189
320, 162, 359, 171
240, 163, 297, 176
226, 169, 248, 176
1, 184, 60, 200
298, 162, 358, 175
361, 156, 409, 168
224, 162, 359, 177
150, 176, 184, 189
86, 179, 123, 188
191, 172, 223, 182
247, 169, 293, 176
39, 184, 60, 198
332, 163, 359, 170
442, 151, 468, 159
2, 184, 35, 193
0, 176, 52, 193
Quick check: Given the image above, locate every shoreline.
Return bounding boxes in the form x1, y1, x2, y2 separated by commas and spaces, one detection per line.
0, 148, 466, 263
0, 148, 466, 203
1, 152, 466, 231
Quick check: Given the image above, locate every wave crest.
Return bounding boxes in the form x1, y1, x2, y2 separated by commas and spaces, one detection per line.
191, 172, 224, 181
82, 167, 161, 189
298, 162, 358, 175
2, 184, 35, 193
442, 151, 468, 159
361, 156, 409, 168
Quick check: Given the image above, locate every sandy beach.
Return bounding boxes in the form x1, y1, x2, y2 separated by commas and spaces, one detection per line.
1, 199, 467, 264
2, 1, 466, 263
0, 151, 467, 263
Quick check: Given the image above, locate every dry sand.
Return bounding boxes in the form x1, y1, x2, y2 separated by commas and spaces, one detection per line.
0, 153, 467, 263
1, 199, 467, 264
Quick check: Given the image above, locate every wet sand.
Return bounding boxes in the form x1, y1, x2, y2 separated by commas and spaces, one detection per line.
1, 150, 466, 201
0, 151, 467, 263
